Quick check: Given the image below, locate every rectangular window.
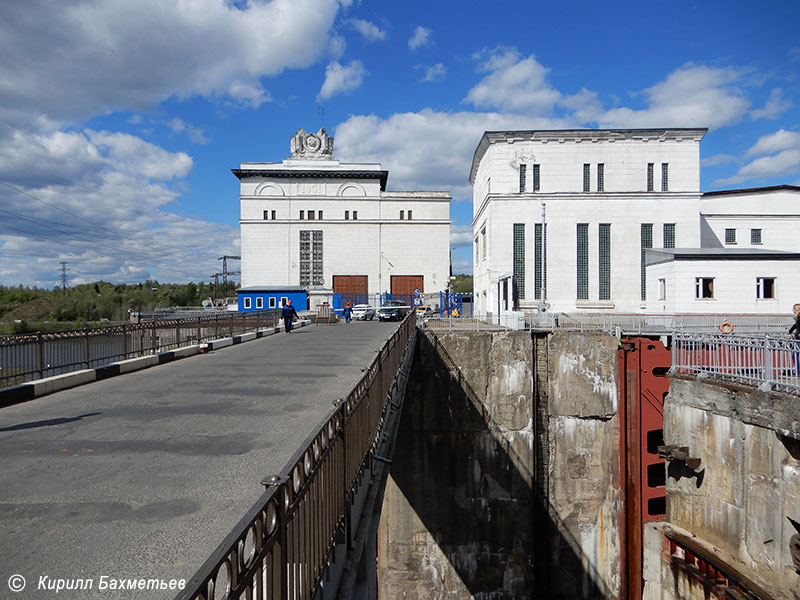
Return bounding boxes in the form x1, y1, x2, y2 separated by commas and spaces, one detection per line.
400, 210, 405, 220
532, 164, 540, 191
474, 237, 479, 264
300, 230, 323, 286
481, 227, 487, 259
725, 228, 736, 244
353, 210, 358, 220
647, 163, 654, 192
663, 223, 675, 248
661, 163, 669, 191
243, 297, 252, 309
513, 224, 525, 300
299, 210, 304, 220
308, 211, 315, 220
311, 230, 323, 285
599, 223, 611, 300
695, 278, 714, 299
577, 224, 589, 299
583, 164, 590, 192
269, 297, 276, 309
345, 210, 349, 220
256, 297, 264, 309
751, 228, 762, 245
408, 210, 412, 220
641, 224, 653, 301
281, 296, 289, 306
597, 163, 604, 192
271, 210, 276, 220
756, 277, 776, 299
519, 164, 527, 192
534, 224, 545, 299
318, 210, 323, 220
263, 210, 269, 220
658, 278, 666, 301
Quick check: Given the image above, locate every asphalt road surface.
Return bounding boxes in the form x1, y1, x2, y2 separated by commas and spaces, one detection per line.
0, 320, 401, 599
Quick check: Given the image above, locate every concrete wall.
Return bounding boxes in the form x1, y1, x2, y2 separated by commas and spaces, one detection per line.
543, 332, 623, 598
378, 330, 535, 598
644, 376, 800, 599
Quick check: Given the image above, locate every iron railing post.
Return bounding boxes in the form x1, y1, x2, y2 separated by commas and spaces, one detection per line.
122, 323, 128, 360
763, 335, 773, 388
151, 321, 157, 354
36, 332, 44, 380
83, 328, 90, 369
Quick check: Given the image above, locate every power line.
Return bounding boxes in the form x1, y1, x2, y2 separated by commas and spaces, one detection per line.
59, 261, 69, 294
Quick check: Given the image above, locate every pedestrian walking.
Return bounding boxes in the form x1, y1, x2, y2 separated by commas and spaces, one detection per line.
790, 303, 800, 375
282, 300, 299, 334
344, 301, 352, 324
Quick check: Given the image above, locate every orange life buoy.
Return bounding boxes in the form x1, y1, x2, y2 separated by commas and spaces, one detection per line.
719, 321, 733, 333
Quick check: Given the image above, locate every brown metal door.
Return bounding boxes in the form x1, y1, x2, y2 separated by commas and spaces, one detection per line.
333, 275, 368, 304
390, 275, 423, 297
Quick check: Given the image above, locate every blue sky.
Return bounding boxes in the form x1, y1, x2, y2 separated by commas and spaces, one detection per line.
1, 0, 799, 288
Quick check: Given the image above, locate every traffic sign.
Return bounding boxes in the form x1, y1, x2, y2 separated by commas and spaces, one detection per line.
414, 288, 420, 296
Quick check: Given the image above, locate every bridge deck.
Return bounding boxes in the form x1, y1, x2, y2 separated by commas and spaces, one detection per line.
0, 321, 401, 598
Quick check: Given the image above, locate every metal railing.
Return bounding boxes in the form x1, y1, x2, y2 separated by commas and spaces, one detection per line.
672, 332, 800, 395
176, 312, 417, 600
0, 310, 281, 389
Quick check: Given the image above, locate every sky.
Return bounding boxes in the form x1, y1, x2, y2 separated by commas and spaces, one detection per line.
1, 0, 799, 288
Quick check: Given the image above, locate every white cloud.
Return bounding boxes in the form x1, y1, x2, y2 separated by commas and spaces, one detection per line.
716, 129, 800, 186
0, 129, 236, 287
420, 63, 447, 83
597, 64, 751, 130
346, 18, 386, 42
751, 88, 793, 120
464, 48, 561, 115
317, 60, 367, 101
745, 129, 800, 157
700, 154, 736, 167
408, 26, 431, 50
450, 225, 474, 248
167, 118, 209, 145
0, 0, 341, 128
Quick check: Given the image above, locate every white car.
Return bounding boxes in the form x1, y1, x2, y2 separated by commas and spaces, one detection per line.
351, 304, 376, 320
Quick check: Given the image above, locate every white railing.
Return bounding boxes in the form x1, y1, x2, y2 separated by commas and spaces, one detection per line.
671, 332, 799, 395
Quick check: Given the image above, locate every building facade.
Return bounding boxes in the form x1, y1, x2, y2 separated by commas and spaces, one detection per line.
236, 129, 451, 308
470, 128, 800, 317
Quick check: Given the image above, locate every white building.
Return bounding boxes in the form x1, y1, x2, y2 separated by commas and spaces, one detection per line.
470, 129, 800, 318
236, 128, 451, 308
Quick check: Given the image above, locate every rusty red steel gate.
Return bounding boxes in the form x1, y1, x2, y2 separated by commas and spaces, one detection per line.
617, 337, 670, 599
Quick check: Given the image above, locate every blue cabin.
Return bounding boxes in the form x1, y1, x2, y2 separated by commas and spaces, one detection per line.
237, 286, 308, 312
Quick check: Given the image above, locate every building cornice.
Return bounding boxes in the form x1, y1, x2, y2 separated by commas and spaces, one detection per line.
469, 127, 708, 184
702, 184, 800, 197
232, 168, 389, 191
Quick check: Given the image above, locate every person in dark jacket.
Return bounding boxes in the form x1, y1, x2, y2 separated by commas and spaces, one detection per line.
791, 303, 800, 374
344, 301, 352, 324
282, 300, 299, 334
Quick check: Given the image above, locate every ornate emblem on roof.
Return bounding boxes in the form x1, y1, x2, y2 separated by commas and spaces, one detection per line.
290, 128, 334, 159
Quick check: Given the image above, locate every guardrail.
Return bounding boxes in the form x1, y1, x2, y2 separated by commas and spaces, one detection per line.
672, 332, 800, 395
0, 310, 281, 389
176, 311, 417, 600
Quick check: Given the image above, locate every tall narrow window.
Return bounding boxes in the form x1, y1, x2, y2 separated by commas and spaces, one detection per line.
663, 223, 675, 248
599, 223, 611, 300
256, 297, 264, 309
345, 210, 350, 220
647, 163, 654, 192
661, 163, 669, 191
318, 210, 323, 220
308, 211, 315, 220
408, 210, 413, 220
243, 297, 251, 309
353, 210, 358, 220
481, 227, 487, 258
725, 228, 736, 244
597, 164, 604, 192
641, 224, 653, 301
577, 224, 589, 299
271, 210, 276, 220
534, 224, 547, 300
263, 210, 269, 220
513, 224, 525, 300
658, 279, 666, 301
299, 210, 305, 220
311, 231, 323, 285
519, 164, 527, 192
269, 297, 276, 309
400, 210, 405, 220
532, 164, 540, 191
474, 237, 480, 264
299, 231, 311, 285
583, 164, 591, 192
751, 228, 762, 245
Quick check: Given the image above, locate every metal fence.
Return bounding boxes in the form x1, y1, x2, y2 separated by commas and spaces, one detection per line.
0, 310, 282, 389
672, 332, 800, 395
176, 312, 417, 600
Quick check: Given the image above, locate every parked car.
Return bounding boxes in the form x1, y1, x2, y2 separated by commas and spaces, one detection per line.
415, 304, 434, 318
352, 304, 376, 320
377, 300, 410, 322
